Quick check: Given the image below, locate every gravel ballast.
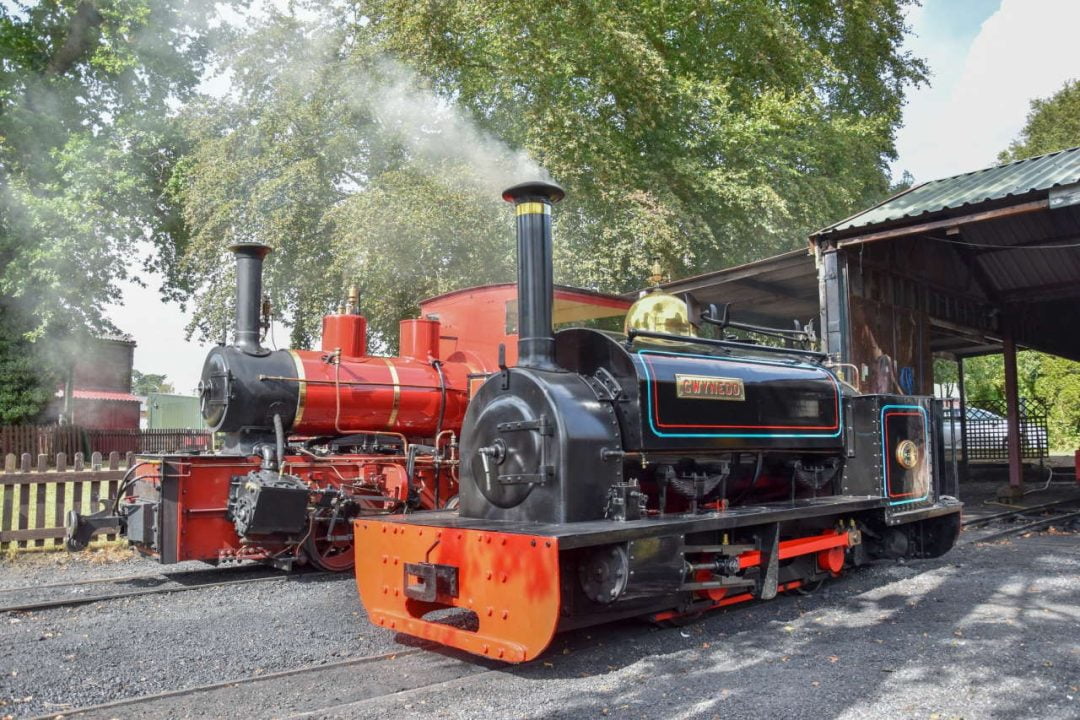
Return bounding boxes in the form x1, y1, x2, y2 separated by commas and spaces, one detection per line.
1, 532, 1078, 719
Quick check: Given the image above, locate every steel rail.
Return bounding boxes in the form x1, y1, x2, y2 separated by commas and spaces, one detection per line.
0, 564, 275, 595
961, 496, 1080, 528
973, 509, 1080, 544
25, 647, 434, 720
0, 569, 333, 614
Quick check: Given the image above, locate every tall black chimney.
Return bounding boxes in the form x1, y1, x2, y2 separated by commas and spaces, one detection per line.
501, 181, 565, 371
229, 242, 272, 356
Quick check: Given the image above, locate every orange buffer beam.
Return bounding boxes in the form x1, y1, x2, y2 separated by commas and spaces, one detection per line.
354, 520, 561, 663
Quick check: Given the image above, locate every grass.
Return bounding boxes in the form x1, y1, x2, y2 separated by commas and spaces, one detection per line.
0, 476, 124, 553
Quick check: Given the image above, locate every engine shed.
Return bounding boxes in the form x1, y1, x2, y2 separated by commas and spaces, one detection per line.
657, 146, 1080, 495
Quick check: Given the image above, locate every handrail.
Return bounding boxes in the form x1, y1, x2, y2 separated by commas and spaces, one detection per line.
625, 328, 828, 361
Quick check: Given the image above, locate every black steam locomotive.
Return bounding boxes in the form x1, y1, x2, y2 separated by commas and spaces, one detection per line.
354, 182, 961, 662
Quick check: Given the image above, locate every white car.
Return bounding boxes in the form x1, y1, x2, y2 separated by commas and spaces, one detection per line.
941, 406, 1046, 454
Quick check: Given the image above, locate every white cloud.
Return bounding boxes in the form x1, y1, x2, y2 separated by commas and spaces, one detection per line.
895, 0, 1080, 183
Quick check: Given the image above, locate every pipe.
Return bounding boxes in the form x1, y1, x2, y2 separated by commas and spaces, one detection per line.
229, 242, 272, 356
273, 413, 285, 471
501, 181, 565, 371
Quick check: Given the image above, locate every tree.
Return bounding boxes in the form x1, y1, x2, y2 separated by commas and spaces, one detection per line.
361, 0, 926, 289
999, 80, 1080, 162
0, 0, 227, 418
131, 370, 175, 396
168, 10, 520, 349
171, 1, 927, 349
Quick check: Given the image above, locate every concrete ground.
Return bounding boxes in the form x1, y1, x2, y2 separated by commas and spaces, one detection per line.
1, 499, 1078, 719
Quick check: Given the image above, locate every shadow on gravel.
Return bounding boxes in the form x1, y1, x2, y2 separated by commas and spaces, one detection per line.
489, 538, 1080, 720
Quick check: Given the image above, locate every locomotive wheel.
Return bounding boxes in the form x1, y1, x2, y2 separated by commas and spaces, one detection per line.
302, 511, 355, 572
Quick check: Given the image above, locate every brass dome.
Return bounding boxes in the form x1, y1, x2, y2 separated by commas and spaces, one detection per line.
624, 291, 696, 338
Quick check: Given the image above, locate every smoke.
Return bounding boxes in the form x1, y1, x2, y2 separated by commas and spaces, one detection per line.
356, 59, 549, 194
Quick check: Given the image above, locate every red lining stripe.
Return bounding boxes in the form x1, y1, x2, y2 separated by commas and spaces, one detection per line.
885, 411, 925, 498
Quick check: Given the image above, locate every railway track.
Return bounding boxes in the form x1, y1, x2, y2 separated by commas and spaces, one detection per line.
960, 494, 1080, 543
0, 565, 334, 614
27, 644, 500, 720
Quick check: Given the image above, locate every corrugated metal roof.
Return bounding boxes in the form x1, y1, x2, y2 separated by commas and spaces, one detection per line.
816, 146, 1080, 237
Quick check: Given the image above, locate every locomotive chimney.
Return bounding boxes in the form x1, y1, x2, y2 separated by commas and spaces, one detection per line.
229, 242, 272, 356
501, 180, 565, 371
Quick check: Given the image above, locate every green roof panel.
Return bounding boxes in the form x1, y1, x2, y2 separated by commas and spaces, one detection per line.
816, 146, 1080, 237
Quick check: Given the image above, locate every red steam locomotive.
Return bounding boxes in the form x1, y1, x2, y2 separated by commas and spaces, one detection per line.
67, 242, 629, 571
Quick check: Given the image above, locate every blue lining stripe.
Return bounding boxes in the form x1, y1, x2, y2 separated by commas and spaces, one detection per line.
635, 349, 844, 439
880, 403, 930, 506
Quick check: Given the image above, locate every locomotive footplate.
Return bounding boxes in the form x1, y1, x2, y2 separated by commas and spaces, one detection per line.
357, 494, 885, 548
354, 495, 916, 662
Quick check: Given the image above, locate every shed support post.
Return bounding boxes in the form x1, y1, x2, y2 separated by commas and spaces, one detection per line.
818, 247, 850, 367
957, 357, 969, 484
1003, 335, 1024, 492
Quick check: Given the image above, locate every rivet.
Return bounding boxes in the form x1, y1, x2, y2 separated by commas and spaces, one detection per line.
486, 571, 493, 580
501, 574, 508, 583
498, 649, 505, 658
487, 607, 494, 616
482, 644, 490, 654
381, 555, 387, 564
502, 610, 509, 620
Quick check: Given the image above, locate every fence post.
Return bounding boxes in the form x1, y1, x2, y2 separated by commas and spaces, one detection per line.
91, 451, 102, 471
125, 451, 134, 468
5, 453, 15, 472
74, 452, 84, 472
57, 452, 67, 473
20, 453, 31, 473
108, 451, 119, 470
37, 453, 47, 473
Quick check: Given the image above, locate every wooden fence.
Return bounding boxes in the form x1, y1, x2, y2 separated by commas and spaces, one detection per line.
0, 425, 211, 465
0, 451, 132, 551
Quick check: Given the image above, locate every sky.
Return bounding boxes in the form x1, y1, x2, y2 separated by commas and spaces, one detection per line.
108, 0, 1080, 394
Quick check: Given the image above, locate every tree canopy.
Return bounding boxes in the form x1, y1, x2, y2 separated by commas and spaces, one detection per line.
131, 369, 174, 396
169, 0, 927, 350
999, 79, 1080, 162
0, 0, 225, 422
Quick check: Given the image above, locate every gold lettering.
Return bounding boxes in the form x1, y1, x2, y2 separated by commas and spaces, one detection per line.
674, 374, 745, 401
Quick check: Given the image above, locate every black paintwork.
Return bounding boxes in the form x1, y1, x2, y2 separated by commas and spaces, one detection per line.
458, 366, 622, 524
199, 346, 299, 435
556, 328, 843, 452
503, 181, 564, 371
229, 243, 272, 356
